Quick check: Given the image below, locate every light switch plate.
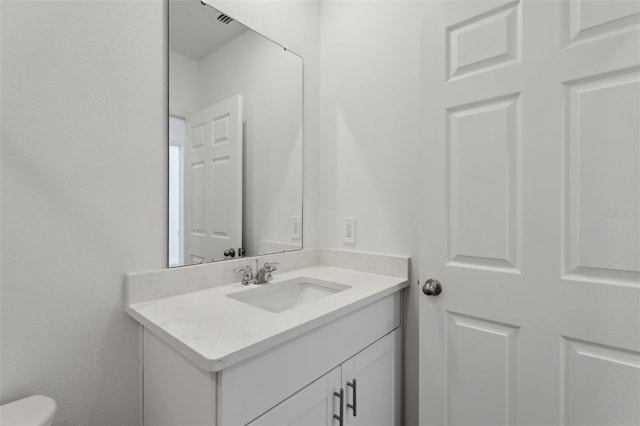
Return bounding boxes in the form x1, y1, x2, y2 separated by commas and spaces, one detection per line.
291, 216, 301, 240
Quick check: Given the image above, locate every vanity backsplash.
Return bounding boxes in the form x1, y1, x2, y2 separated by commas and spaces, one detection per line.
127, 248, 409, 305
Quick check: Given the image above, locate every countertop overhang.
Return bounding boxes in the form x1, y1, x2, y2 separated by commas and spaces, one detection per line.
127, 264, 408, 372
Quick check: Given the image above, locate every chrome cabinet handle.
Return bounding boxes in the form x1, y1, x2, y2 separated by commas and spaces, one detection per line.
422, 278, 442, 296
347, 379, 357, 416
333, 388, 344, 425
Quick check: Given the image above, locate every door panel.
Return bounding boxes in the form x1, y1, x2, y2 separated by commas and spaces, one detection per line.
563, 338, 640, 426
446, 1, 521, 81
446, 313, 518, 426
419, 1, 640, 425
566, 0, 640, 45
447, 93, 520, 272
564, 69, 640, 278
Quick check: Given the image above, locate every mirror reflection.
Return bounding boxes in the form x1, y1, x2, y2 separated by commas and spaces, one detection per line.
169, 0, 303, 267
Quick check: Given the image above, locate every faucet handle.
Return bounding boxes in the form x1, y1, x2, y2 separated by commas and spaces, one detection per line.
234, 265, 254, 285
264, 262, 279, 271
262, 262, 279, 283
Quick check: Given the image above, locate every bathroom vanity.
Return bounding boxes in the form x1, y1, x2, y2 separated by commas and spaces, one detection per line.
126, 249, 409, 425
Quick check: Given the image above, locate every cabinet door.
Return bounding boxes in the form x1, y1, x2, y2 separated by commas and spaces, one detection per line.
248, 366, 342, 426
342, 329, 401, 426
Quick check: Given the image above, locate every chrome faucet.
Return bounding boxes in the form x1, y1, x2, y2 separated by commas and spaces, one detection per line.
234, 265, 254, 285
254, 261, 279, 284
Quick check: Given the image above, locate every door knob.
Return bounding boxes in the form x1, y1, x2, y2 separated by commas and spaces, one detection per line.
422, 279, 442, 296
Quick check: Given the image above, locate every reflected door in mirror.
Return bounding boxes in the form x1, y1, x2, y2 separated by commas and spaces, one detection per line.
183, 95, 243, 264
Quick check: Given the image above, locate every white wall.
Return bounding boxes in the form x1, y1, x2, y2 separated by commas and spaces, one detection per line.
169, 51, 199, 115
319, 2, 423, 423
0, 1, 321, 425
0, 1, 166, 425
1, 0, 424, 424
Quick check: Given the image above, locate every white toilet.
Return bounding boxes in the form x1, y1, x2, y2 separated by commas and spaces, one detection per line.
0, 395, 57, 426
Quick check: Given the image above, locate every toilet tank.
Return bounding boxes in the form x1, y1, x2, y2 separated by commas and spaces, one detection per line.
0, 395, 57, 426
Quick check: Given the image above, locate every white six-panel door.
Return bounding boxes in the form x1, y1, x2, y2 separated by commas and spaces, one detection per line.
184, 95, 243, 264
419, 1, 639, 425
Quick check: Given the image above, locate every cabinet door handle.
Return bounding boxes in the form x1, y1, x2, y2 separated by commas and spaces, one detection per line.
333, 388, 344, 425
347, 379, 357, 416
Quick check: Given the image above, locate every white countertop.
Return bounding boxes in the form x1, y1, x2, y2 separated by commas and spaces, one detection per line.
126, 265, 408, 372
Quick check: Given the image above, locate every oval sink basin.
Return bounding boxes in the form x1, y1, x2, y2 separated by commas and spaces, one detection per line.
227, 277, 351, 313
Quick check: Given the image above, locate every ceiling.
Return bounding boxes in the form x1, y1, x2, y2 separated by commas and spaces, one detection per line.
169, 0, 247, 61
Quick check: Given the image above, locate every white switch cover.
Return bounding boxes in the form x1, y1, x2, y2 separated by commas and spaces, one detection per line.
343, 218, 356, 244
291, 216, 301, 240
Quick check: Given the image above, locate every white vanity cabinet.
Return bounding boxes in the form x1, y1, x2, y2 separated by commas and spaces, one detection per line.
342, 328, 401, 426
249, 329, 401, 426
142, 292, 402, 426
247, 366, 342, 425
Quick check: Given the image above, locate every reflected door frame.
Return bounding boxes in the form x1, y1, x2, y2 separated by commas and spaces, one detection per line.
169, 110, 188, 267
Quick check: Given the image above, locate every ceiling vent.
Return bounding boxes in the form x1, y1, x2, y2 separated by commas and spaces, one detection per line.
217, 13, 234, 25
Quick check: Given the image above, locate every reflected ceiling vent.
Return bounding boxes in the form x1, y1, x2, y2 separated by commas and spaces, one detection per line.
200, 1, 234, 25
216, 13, 234, 25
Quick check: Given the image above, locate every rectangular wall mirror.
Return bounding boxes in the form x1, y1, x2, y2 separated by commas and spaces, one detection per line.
169, 0, 303, 267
